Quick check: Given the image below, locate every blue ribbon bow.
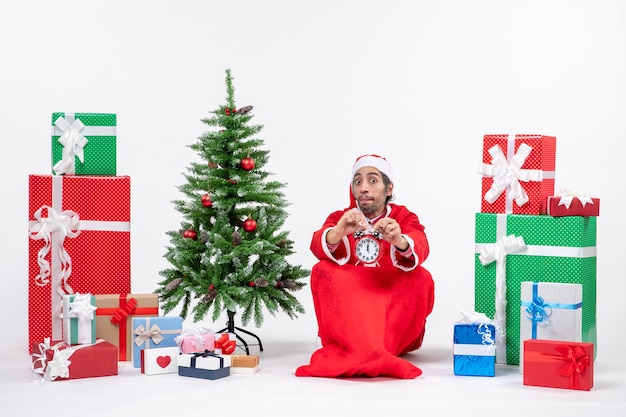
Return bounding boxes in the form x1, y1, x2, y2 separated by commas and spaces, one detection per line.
521, 282, 582, 339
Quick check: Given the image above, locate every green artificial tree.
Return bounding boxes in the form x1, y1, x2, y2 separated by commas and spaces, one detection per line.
156, 69, 309, 351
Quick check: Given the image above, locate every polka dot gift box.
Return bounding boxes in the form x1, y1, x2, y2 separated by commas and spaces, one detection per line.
474, 213, 596, 365
478, 134, 556, 215
28, 174, 131, 353
51, 112, 117, 176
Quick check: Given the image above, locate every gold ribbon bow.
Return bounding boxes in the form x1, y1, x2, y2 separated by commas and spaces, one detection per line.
133, 324, 163, 346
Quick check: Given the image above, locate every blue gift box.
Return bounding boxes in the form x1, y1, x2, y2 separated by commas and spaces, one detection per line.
453, 323, 496, 377
178, 352, 231, 380
131, 316, 183, 368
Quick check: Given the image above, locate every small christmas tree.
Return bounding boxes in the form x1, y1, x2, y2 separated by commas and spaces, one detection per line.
156, 69, 309, 337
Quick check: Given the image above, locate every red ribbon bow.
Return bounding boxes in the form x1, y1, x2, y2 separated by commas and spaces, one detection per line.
215, 333, 237, 354
110, 297, 137, 325
555, 345, 590, 388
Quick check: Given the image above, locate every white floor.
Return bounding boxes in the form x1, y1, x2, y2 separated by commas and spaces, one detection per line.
2, 333, 625, 417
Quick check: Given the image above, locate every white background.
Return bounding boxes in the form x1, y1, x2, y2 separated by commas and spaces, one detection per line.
1, 1, 625, 415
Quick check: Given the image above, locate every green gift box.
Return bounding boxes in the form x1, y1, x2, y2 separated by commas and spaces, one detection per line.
62, 293, 97, 345
51, 112, 117, 175
474, 212, 596, 365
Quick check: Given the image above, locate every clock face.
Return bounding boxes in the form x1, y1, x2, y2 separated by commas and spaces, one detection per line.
355, 236, 381, 264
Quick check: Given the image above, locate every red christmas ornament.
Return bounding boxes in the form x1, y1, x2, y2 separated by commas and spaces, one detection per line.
240, 156, 255, 171
275, 281, 283, 288
242, 218, 257, 232
248, 281, 255, 287
201, 194, 213, 207
183, 229, 197, 240
227, 179, 237, 185
209, 284, 214, 290
225, 108, 231, 116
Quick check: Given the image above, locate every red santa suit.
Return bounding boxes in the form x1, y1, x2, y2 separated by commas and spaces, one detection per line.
295, 202, 435, 379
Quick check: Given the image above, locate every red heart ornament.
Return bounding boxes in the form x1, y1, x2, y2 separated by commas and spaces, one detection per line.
156, 355, 171, 368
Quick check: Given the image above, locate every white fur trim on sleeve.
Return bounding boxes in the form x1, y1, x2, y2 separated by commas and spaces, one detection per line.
390, 234, 418, 271
321, 228, 351, 265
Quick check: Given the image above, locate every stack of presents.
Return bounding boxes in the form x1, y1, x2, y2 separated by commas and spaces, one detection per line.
28, 112, 260, 382
453, 134, 598, 391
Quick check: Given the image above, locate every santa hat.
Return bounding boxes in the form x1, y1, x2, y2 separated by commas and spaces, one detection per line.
349, 154, 394, 208
351, 154, 394, 183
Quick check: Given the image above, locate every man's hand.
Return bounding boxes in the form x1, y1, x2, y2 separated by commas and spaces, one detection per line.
326, 208, 368, 245
373, 217, 409, 251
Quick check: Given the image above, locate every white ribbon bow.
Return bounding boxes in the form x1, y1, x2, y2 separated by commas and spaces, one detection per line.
31, 338, 71, 382
31, 338, 54, 378
175, 327, 214, 348
556, 189, 595, 209
134, 324, 164, 346
458, 310, 492, 324
478, 234, 527, 362
67, 293, 97, 323
31, 338, 104, 382
45, 348, 73, 380
28, 206, 81, 289
478, 143, 543, 208
457, 311, 499, 347
52, 116, 89, 175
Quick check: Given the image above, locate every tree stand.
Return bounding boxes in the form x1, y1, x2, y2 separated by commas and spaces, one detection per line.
217, 310, 264, 355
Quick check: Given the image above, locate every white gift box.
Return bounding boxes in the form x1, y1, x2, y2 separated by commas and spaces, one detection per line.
178, 352, 231, 380
178, 352, 231, 369
519, 281, 582, 373
141, 346, 179, 375
231, 365, 260, 374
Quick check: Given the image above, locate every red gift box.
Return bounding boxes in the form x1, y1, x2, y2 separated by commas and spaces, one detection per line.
547, 194, 600, 217
28, 175, 131, 353
523, 339, 593, 391
31, 339, 118, 381
479, 134, 556, 214
95, 294, 159, 361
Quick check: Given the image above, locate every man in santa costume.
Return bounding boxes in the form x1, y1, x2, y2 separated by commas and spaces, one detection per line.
295, 154, 435, 379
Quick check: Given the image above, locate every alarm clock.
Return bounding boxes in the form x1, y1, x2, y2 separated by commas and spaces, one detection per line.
353, 229, 383, 265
